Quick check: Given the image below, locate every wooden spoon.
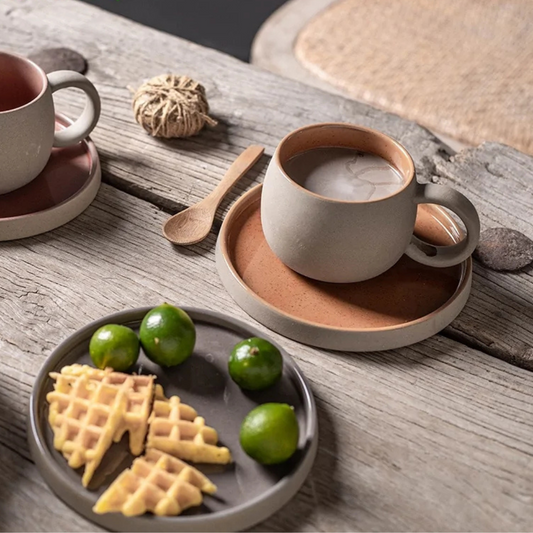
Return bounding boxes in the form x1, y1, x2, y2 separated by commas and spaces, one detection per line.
163, 145, 265, 245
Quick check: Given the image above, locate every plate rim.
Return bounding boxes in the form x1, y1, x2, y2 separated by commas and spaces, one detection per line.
28, 306, 318, 532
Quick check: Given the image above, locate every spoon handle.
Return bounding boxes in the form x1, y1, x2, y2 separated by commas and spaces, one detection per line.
204, 145, 265, 209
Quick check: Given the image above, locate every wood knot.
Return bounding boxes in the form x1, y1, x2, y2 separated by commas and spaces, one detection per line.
132, 74, 217, 138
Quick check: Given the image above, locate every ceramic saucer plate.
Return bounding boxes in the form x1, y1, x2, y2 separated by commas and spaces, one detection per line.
28, 307, 318, 532
216, 184, 473, 352
0, 113, 101, 241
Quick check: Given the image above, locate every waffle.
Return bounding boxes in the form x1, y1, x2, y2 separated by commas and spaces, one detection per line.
56, 364, 154, 456
93, 448, 216, 516
47, 365, 154, 486
147, 385, 232, 464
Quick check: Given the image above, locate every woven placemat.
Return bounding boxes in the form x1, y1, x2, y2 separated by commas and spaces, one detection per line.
295, 0, 533, 154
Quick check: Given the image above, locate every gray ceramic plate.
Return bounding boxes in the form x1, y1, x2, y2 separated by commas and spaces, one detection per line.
28, 307, 318, 532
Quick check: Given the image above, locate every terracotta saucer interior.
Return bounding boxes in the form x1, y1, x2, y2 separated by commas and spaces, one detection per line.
28, 307, 318, 532
0, 113, 101, 241
216, 184, 472, 352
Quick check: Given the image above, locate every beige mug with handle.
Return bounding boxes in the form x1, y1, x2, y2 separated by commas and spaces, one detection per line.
0, 51, 101, 194
261, 123, 480, 283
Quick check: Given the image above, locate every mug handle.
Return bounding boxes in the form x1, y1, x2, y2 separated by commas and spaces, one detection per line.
47, 70, 101, 148
405, 182, 480, 267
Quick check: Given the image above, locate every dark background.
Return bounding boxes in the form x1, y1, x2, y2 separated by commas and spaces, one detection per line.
79, 0, 288, 62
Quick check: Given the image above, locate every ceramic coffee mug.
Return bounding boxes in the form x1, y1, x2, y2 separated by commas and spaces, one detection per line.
261, 123, 480, 283
0, 51, 101, 194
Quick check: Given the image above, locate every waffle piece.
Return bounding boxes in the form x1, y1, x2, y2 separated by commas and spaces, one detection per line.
57, 364, 154, 456
93, 448, 216, 516
47, 367, 128, 487
47, 365, 154, 486
147, 385, 231, 464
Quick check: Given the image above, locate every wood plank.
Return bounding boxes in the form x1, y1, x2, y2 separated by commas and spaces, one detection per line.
0, 0, 447, 217
1, 185, 532, 531
0, 444, 101, 531
435, 143, 533, 370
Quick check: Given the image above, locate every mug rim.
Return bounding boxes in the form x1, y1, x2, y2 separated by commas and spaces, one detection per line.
0, 51, 48, 115
275, 122, 416, 204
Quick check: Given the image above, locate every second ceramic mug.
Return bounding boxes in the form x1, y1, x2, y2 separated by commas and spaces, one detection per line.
261, 123, 480, 283
0, 51, 101, 194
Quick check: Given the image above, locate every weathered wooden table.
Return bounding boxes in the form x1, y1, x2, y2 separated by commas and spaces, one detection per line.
1, 1, 532, 531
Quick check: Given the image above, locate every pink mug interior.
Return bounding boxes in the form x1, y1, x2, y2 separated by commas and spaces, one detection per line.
0, 52, 46, 113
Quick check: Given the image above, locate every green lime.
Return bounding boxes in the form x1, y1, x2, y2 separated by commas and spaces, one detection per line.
240, 403, 299, 464
89, 324, 140, 371
229, 338, 283, 391
139, 304, 196, 367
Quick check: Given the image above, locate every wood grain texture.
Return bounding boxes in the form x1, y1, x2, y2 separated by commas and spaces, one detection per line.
1, 185, 533, 532
0, 0, 446, 217
434, 143, 533, 370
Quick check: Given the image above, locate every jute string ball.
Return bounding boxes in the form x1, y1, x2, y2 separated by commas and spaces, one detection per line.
132, 74, 217, 138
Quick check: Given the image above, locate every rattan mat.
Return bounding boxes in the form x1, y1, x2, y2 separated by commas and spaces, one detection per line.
295, 0, 533, 154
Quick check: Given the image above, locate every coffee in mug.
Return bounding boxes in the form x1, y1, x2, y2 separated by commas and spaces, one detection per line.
284, 147, 405, 202
0, 51, 101, 195
261, 123, 480, 283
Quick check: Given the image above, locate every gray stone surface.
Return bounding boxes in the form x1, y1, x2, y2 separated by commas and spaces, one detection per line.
475, 227, 533, 271
29, 47, 88, 74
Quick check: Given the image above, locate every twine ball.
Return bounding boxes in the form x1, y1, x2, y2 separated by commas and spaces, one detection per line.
132, 74, 217, 138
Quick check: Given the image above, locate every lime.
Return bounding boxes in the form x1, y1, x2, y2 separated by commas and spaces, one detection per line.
229, 338, 283, 391
240, 403, 299, 464
89, 324, 140, 371
139, 304, 196, 367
